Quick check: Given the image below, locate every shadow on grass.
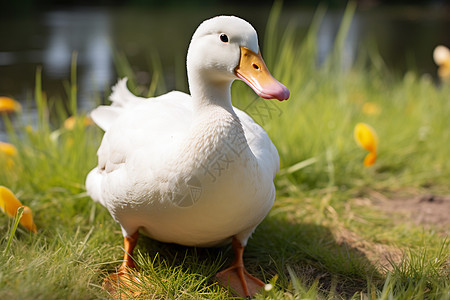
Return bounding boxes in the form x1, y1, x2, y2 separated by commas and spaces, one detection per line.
121, 214, 383, 298
248, 217, 383, 297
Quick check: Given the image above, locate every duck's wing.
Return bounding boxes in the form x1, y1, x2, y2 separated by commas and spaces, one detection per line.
96, 91, 193, 173
86, 80, 194, 204
234, 107, 280, 179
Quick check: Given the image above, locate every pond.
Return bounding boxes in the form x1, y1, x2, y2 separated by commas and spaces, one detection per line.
0, 4, 449, 139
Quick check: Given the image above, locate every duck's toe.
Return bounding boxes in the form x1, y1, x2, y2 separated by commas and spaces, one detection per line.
103, 268, 142, 299
216, 265, 265, 298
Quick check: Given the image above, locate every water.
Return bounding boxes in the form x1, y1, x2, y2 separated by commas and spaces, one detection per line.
0, 4, 449, 139
0, 6, 274, 108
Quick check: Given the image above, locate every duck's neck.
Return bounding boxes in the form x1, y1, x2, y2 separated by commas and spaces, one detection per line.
177, 71, 248, 176
188, 71, 236, 115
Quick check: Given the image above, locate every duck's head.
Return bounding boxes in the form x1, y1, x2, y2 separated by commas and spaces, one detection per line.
187, 16, 289, 101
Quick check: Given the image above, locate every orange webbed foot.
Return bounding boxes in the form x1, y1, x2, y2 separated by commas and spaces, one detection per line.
103, 232, 142, 299
103, 267, 142, 299
216, 264, 265, 298
216, 237, 265, 298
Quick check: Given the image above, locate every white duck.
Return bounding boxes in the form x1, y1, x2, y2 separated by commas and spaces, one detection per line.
86, 15, 289, 298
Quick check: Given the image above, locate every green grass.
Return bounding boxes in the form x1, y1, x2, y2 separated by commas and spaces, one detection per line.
1, 2, 449, 299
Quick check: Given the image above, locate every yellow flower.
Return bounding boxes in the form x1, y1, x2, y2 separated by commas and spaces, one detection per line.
0, 97, 22, 114
0, 186, 37, 233
433, 45, 450, 81
0, 142, 17, 157
63, 115, 94, 130
354, 123, 378, 167
363, 152, 377, 167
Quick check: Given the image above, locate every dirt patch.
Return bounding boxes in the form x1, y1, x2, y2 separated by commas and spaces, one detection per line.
367, 189, 450, 235
332, 189, 449, 273
333, 227, 404, 272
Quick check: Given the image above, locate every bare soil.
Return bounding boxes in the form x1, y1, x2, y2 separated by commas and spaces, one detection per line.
333, 227, 404, 272
367, 189, 450, 235
333, 189, 449, 273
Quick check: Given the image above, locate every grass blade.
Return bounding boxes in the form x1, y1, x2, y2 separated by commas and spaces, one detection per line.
3, 206, 24, 255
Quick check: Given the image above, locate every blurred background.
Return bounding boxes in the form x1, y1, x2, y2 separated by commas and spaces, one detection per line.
0, 0, 449, 111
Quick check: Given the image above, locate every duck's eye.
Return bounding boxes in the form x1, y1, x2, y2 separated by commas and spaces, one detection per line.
220, 34, 229, 43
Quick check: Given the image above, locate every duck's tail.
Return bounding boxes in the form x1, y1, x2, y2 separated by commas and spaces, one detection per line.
90, 78, 145, 131
109, 78, 144, 107
85, 167, 105, 206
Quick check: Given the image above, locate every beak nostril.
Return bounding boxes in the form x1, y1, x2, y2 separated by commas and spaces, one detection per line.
252, 63, 260, 70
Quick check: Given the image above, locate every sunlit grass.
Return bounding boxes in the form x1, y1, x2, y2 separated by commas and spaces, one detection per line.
1, 2, 449, 299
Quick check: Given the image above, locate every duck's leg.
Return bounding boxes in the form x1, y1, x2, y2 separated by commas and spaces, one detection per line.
103, 232, 141, 298
118, 232, 139, 271
216, 237, 265, 298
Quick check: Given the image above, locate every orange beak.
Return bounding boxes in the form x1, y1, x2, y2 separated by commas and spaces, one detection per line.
235, 47, 290, 101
